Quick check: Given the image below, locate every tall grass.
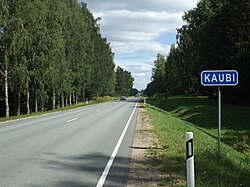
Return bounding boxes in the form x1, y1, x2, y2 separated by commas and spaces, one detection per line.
146, 104, 250, 187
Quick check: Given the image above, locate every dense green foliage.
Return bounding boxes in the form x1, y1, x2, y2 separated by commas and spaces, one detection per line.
0, 1, 134, 117
115, 66, 134, 96
146, 104, 249, 186
145, 0, 250, 105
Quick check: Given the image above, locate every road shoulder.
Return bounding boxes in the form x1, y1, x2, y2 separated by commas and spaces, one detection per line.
126, 105, 166, 187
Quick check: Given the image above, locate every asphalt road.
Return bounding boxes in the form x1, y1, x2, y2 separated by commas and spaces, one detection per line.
0, 97, 139, 187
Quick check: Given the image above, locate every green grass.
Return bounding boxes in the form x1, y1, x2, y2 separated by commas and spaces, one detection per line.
146, 104, 250, 187
0, 96, 117, 123
147, 94, 250, 155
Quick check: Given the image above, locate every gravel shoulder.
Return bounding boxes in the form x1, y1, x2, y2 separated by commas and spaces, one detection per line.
126, 105, 166, 187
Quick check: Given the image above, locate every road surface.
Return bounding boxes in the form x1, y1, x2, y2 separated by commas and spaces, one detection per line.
0, 97, 139, 187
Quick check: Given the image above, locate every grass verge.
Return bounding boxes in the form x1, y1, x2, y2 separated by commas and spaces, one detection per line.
147, 94, 250, 156
146, 104, 250, 187
0, 96, 116, 123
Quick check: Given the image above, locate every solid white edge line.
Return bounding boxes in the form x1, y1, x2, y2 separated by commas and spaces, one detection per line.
66, 118, 78, 123
96, 102, 138, 187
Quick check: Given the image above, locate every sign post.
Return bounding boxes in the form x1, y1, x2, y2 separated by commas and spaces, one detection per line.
201, 70, 238, 159
218, 86, 221, 159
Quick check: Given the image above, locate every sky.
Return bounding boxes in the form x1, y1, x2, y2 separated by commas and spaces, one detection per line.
79, 0, 198, 90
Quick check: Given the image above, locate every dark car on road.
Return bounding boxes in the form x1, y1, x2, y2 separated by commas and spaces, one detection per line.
120, 96, 126, 100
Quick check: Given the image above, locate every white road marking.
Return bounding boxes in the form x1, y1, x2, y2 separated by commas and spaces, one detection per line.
96, 102, 138, 187
96, 109, 101, 112
66, 118, 78, 123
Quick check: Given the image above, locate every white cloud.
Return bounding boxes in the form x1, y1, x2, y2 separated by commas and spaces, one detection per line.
81, 0, 197, 13
119, 64, 153, 90
98, 10, 183, 43
78, 0, 198, 89
111, 41, 170, 55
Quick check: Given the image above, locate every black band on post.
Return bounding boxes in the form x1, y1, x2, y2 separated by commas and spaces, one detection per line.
186, 138, 193, 160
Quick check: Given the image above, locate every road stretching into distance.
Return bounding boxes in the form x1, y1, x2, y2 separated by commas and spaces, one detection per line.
0, 97, 140, 187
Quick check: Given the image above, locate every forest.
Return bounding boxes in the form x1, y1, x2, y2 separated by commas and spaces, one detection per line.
145, 0, 250, 106
0, 0, 134, 117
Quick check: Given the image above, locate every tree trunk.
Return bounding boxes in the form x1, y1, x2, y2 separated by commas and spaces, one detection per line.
27, 88, 30, 115
4, 68, 9, 117
73, 92, 75, 105
35, 97, 38, 113
65, 96, 68, 106
75, 92, 78, 104
82, 88, 85, 102
69, 93, 72, 105
61, 94, 64, 107
52, 91, 56, 110
17, 93, 21, 116
57, 91, 60, 108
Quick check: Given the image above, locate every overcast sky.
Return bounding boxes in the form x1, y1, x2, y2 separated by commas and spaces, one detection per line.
79, 0, 198, 90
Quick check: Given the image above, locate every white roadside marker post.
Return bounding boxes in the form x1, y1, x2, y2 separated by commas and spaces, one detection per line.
186, 132, 195, 187
144, 98, 146, 104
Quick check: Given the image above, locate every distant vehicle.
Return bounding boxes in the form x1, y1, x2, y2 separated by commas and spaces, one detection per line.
120, 96, 126, 100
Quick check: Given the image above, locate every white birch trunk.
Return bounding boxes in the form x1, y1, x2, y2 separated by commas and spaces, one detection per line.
27, 88, 30, 115
69, 93, 72, 105
75, 93, 78, 104
65, 96, 68, 106
4, 68, 9, 117
73, 92, 75, 105
61, 94, 64, 107
52, 91, 56, 110
35, 97, 38, 113
17, 93, 21, 116
57, 91, 60, 108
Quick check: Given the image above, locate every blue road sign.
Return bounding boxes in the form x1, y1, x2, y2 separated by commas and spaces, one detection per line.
201, 70, 238, 86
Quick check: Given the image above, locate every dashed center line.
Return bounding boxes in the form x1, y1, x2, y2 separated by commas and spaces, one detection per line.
96, 109, 102, 112
66, 118, 78, 123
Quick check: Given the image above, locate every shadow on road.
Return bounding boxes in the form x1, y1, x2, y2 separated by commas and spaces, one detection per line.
28, 151, 158, 187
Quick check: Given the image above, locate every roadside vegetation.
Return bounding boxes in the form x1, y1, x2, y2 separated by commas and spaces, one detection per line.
0, 96, 116, 123
142, 0, 250, 185
148, 94, 250, 155
146, 95, 250, 186
144, 0, 249, 107
0, 1, 134, 118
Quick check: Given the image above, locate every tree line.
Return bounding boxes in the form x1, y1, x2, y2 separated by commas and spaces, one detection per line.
0, 0, 134, 117
115, 66, 134, 96
145, 0, 250, 106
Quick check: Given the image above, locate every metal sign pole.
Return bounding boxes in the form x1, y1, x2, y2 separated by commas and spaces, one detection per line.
201, 70, 238, 161
218, 87, 221, 160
